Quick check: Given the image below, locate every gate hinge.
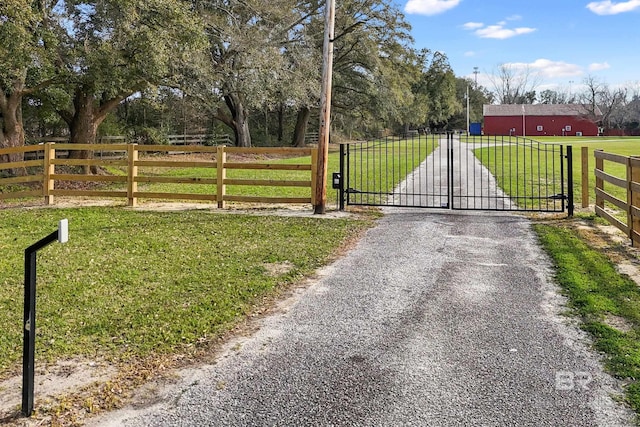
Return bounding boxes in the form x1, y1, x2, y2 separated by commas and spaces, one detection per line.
548, 193, 568, 200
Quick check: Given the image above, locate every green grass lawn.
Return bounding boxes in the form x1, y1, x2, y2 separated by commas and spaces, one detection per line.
0, 207, 373, 377
535, 136, 640, 207
535, 221, 640, 414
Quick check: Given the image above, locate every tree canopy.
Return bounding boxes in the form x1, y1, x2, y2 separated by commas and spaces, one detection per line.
2, 0, 468, 156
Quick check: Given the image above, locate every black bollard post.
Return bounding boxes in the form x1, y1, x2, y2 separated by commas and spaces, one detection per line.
22, 219, 68, 417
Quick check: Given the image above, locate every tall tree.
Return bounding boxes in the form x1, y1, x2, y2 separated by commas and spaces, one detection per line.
188, 0, 312, 147
0, 0, 58, 168
288, 0, 415, 141
415, 50, 460, 130
39, 0, 205, 169
579, 75, 627, 133
488, 63, 540, 104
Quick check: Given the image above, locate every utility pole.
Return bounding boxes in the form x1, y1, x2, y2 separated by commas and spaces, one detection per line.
466, 84, 470, 134
314, 0, 336, 214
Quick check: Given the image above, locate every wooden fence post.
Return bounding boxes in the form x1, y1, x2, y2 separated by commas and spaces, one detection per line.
311, 148, 318, 206
128, 144, 138, 207
217, 146, 226, 208
627, 157, 633, 243
595, 149, 604, 210
630, 157, 640, 248
43, 143, 55, 205
581, 146, 589, 208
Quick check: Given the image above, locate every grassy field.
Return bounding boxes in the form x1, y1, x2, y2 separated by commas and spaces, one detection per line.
533, 136, 640, 207
535, 220, 640, 414
0, 208, 374, 377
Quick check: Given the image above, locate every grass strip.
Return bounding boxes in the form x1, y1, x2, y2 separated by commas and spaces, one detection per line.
0, 207, 374, 376
534, 223, 640, 412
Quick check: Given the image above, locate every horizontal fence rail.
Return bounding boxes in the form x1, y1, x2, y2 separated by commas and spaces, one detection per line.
0, 144, 318, 208
167, 134, 232, 146
594, 149, 640, 246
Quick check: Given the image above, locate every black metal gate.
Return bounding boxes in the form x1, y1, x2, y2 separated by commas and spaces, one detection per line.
340, 133, 573, 214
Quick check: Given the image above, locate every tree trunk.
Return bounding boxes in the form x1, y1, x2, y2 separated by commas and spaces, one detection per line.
0, 93, 26, 176
277, 103, 284, 143
68, 90, 111, 174
292, 107, 310, 147
68, 91, 96, 173
224, 93, 252, 147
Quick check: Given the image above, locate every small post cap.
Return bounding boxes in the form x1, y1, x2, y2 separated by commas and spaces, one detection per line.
58, 219, 68, 243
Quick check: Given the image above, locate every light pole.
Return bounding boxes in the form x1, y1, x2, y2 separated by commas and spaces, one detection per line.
466, 84, 470, 134
569, 80, 574, 100
314, 0, 336, 214
522, 104, 526, 137
473, 66, 479, 89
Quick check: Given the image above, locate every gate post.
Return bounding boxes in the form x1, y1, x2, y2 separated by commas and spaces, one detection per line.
448, 132, 453, 209
43, 143, 55, 206
630, 157, 640, 247
566, 146, 574, 217
581, 147, 589, 208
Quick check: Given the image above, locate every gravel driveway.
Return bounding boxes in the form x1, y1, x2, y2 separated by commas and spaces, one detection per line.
90, 208, 634, 426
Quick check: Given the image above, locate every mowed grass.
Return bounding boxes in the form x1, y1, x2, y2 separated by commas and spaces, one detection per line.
535, 223, 640, 413
535, 136, 640, 207
0, 207, 373, 377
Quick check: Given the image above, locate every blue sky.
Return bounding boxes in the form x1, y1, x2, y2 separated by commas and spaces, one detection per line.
396, 0, 640, 92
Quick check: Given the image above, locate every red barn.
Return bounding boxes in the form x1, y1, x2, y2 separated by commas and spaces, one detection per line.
483, 104, 601, 137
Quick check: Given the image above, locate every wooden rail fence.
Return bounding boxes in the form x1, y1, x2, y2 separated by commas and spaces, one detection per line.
1, 143, 318, 208
594, 149, 640, 247
167, 134, 232, 145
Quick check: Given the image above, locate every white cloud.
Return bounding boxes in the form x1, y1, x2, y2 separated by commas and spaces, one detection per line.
587, 0, 640, 15
462, 19, 537, 39
505, 59, 583, 78
475, 24, 537, 39
506, 15, 523, 21
405, 0, 461, 16
589, 62, 611, 71
463, 22, 484, 30
464, 51, 477, 57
